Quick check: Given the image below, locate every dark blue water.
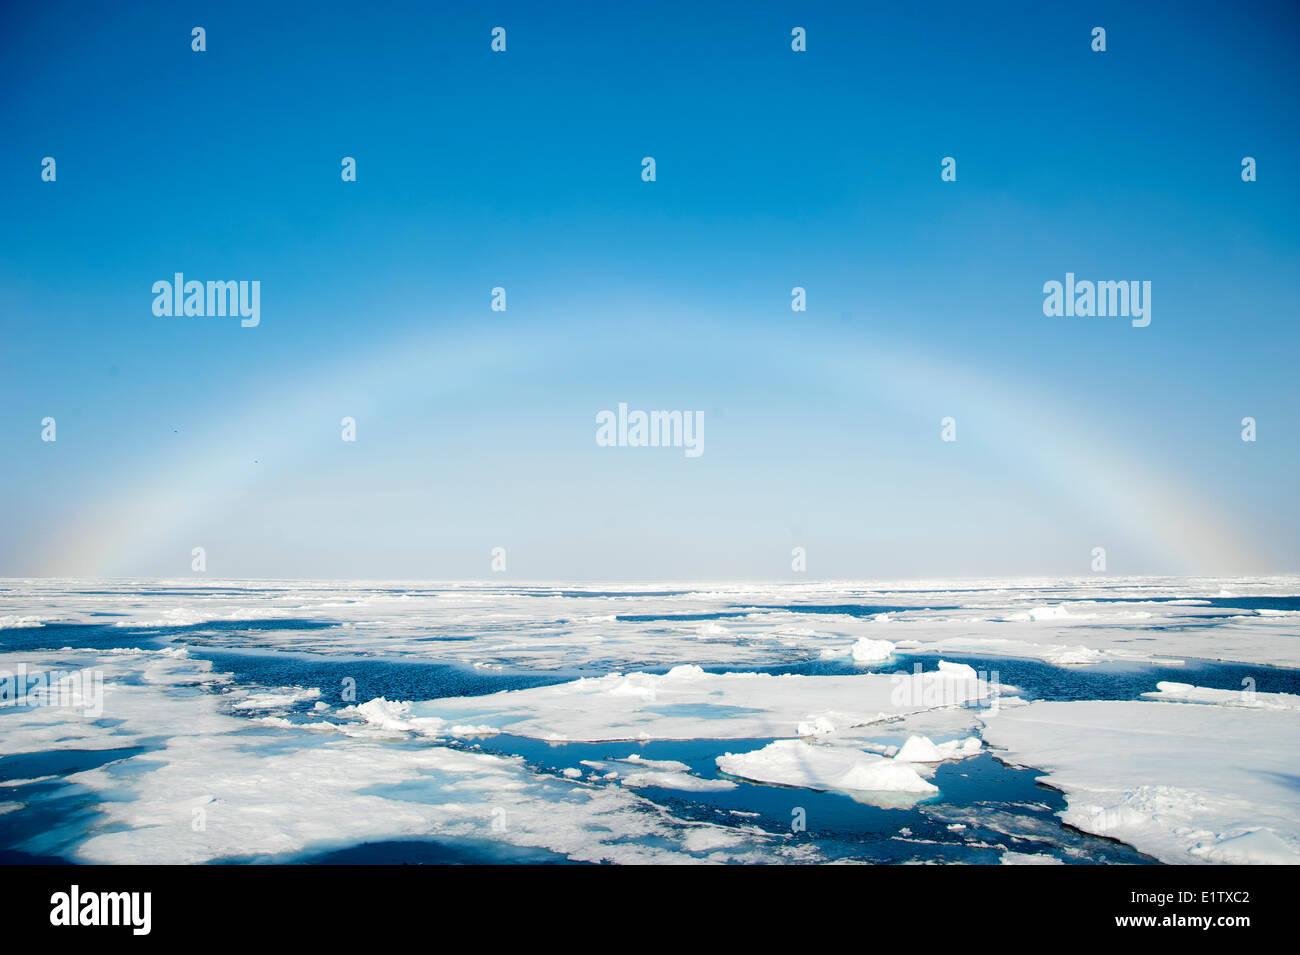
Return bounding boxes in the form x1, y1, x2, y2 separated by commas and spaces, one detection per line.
616, 611, 758, 622
621, 653, 1300, 701
617, 605, 963, 623
733, 604, 961, 616
453, 734, 1152, 864
0, 619, 338, 654
216, 836, 581, 865
1055, 596, 1300, 612
0, 745, 161, 864
185, 646, 575, 708
879, 653, 1300, 701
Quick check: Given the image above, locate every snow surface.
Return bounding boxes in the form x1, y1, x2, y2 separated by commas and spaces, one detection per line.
981, 696, 1300, 864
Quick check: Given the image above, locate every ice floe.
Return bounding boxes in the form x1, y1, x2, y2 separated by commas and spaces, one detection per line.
1141, 680, 1300, 711
1000, 850, 1064, 865
717, 739, 938, 798
578, 756, 736, 792
981, 698, 1300, 864
714, 730, 983, 804
372, 661, 1001, 743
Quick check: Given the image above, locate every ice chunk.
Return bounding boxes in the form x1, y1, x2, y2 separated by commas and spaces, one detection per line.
850, 638, 895, 663
894, 735, 981, 763
797, 715, 836, 737
1041, 645, 1104, 666
228, 687, 321, 710
1000, 851, 1064, 865
717, 740, 939, 795
1142, 681, 1300, 711
411, 664, 997, 743
0, 615, 45, 629
579, 758, 735, 791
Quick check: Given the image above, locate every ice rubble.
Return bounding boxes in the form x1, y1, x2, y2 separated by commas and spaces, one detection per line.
981, 693, 1300, 865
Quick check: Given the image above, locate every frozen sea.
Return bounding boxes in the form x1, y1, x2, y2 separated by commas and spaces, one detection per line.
1, 577, 1298, 865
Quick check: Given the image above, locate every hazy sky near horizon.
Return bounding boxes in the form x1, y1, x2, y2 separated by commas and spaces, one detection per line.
2, 1, 1298, 580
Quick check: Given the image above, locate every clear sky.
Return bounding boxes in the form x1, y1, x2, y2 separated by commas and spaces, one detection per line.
2, 0, 1297, 580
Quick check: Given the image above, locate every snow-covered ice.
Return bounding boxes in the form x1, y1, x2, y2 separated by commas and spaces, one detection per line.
2, 576, 1297, 865
717, 739, 938, 798
363, 661, 1000, 743
851, 638, 896, 663
981, 695, 1300, 864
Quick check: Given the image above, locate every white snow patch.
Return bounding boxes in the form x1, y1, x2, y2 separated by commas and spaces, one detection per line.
982, 700, 1300, 865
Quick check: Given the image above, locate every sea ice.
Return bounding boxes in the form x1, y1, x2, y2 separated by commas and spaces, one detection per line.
981, 698, 1300, 864
716, 739, 938, 796
1141, 681, 1300, 711
4, 577, 1299, 866
894, 735, 982, 763
6, 575, 1298, 669
0, 648, 799, 864
372, 662, 999, 743
851, 637, 896, 663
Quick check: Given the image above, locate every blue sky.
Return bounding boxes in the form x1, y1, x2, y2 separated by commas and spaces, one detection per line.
2, 0, 1297, 579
